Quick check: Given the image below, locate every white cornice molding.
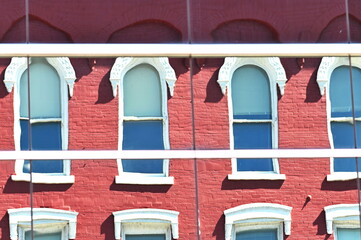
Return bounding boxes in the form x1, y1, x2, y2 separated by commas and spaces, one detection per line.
3, 57, 76, 96
109, 57, 177, 97
112, 208, 180, 240
224, 203, 292, 240
217, 57, 287, 95
324, 204, 360, 234
8, 208, 78, 240
317, 57, 361, 96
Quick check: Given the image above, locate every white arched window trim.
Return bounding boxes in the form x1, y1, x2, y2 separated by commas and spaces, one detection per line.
317, 57, 361, 181
218, 57, 287, 180
324, 204, 360, 235
224, 203, 292, 240
8, 208, 78, 240
112, 208, 179, 240
5, 57, 76, 184
110, 57, 176, 185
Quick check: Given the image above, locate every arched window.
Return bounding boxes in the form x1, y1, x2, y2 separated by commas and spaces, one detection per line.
110, 57, 177, 185
317, 57, 361, 181
218, 57, 287, 180
224, 203, 292, 240
4, 57, 76, 184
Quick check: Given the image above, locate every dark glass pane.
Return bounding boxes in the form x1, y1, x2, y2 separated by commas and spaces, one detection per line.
21, 121, 63, 173
234, 123, 273, 171
126, 234, 166, 240
332, 122, 361, 172
236, 229, 277, 240
122, 121, 164, 173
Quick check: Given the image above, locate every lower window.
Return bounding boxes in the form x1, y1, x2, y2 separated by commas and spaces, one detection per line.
337, 228, 361, 240
236, 228, 278, 240
125, 234, 166, 240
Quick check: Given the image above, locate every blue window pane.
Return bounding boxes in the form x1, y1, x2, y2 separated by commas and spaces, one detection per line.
231, 65, 271, 119
122, 121, 164, 173
123, 64, 162, 117
25, 231, 62, 240
126, 234, 166, 240
234, 123, 273, 171
20, 120, 63, 173
332, 122, 361, 172
236, 229, 277, 240
337, 228, 361, 240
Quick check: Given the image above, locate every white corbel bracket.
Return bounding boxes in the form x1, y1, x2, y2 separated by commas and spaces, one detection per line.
324, 204, 360, 234
317, 57, 361, 96
217, 57, 287, 95
8, 208, 78, 240
4, 57, 76, 97
109, 57, 177, 97
224, 203, 292, 240
113, 208, 180, 240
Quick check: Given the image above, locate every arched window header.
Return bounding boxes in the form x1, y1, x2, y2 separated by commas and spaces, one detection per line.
317, 57, 361, 96
324, 204, 360, 234
8, 208, 78, 240
4, 57, 77, 96
112, 208, 180, 240
224, 203, 292, 240
109, 57, 177, 97
217, 57, 287, 95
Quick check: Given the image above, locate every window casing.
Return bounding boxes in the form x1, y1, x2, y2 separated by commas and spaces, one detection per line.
110, 57, 177, 185
324, 204, 360, 240
4, 57, 76, 184
8, 208, 78, 240
112, 208, 179, 240
218, 57, 287, 180
224, 203, 292, 240
317, 57, 361, 181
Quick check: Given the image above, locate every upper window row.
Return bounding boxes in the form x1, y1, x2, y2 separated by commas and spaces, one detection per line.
2, 57, 360, 184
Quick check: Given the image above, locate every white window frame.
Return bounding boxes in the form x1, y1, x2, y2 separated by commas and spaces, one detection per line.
224, 203, 292, 240
4, 57, 76, 184
317, 57, 361, 181
324, 204, 360, 239
8, 208, 78, 240
218, 57, 287, 180
112, 208, 179, 240
110, 57, 177, 185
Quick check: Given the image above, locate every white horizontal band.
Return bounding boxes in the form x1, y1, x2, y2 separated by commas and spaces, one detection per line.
0, 43, 361, 57
1, 149, 361, 160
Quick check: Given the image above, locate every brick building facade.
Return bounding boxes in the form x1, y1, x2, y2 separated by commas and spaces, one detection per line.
0, 1, 361, 239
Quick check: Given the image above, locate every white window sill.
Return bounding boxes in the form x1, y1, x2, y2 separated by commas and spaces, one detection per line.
228, 172, 286, 180
327, 172, 361, 181
11, 174, 75, 184
115, 175, 174, 185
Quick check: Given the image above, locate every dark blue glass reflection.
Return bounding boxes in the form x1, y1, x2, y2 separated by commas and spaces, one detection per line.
234, 123, 273, 171
126, 234, 166, 240
122, 121, 164, 173
236, 229, 277, 240
21, 120, 63, 173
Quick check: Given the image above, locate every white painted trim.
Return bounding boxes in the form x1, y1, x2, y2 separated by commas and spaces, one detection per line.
217, 57, 287, 95
324, 204, 360, 234
112, 208, 179, 240
6, 57, 75, 183
221, 57, 286, 179
115, 175, 174, 185
8, 208, 78, 240
11, 173, 75, 184
318, 57, 361, 180
1, 43, 361, 57
111, 58, 173, 185
109, 57, 177, 97
228, 172, 286, 180
224, 203, 292, 240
